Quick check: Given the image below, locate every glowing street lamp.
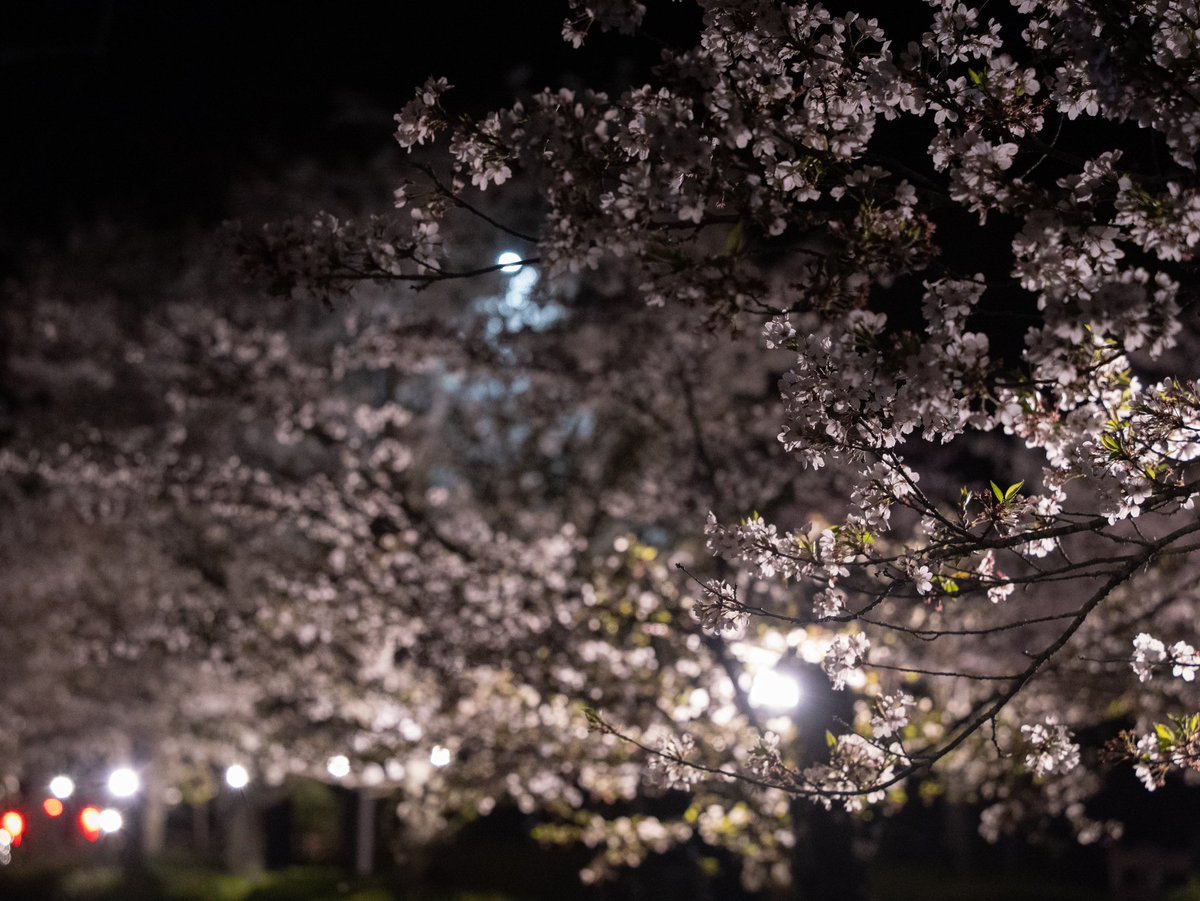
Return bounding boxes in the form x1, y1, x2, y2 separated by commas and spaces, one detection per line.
79, 806, 102, 842
0, 811, 24, 847
326, 755, 350, 779
224, 764, 250, 790
107, 767, 140, 798
748, 667, 802, 711
49, 775, 75, 800
97, 808, 123, 834
496, 251, 523, 274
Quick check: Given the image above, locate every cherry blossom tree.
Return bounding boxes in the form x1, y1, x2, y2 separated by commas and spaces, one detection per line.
9, 0, 1200, 893
4, 213, 823, 888
235, 0, 1200, 887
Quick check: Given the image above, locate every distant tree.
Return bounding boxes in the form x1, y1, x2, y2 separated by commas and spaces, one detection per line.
4, 213, 818, 888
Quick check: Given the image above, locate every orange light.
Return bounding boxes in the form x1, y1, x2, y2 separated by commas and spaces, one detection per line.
79, 806, 101, 841
1, 811, 24, 839
42, 798, 64, 818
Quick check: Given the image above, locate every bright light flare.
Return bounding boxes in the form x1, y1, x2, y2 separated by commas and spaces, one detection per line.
107, 767, 140, 798
49, 775, 75, 800
42, 799, 64, 818
326, 755, 350, 779
97, 808, 123, 834
429, 745, 451, 768
79, 806, 102, 842
1, 812, 24, 842
224, 764, 250, 790
748, 668, 802, 711
496, 251, 523, 274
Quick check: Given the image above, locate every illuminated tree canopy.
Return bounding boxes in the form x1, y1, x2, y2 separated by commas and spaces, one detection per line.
6, 0, 1200, 892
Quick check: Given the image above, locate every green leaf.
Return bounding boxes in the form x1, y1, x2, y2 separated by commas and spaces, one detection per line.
935, 576, 959, 595
990, 481, 1005, 503
723, 221, 746, 256
698, 857, 721, 877
826, 730, 837, 749
1155, 722, 1176, 744
1004, 480, 1024, 502
968, 67, 984, 85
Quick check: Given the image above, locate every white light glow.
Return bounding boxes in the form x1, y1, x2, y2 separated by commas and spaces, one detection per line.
496, 251, 523, 274
49, 775, 75, 800
97, 808, 123, 834
799, 636, 827, 664
326, 755, 350, 779
361, 763, 385, 787
843, 667, 868, 690
429, 745, 451, 768
224, 764, 250, 790
748, 669, 802, 711
107, 767, 140, 798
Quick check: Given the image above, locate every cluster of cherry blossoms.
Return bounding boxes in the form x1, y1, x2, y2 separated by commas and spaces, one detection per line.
40, 0, 1186, 889
354, 0, 1200, 849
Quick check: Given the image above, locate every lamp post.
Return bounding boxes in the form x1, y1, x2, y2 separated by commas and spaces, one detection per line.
789, 661, 864, 901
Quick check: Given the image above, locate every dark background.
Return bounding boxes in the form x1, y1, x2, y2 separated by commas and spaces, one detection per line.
2, 0, 702, 248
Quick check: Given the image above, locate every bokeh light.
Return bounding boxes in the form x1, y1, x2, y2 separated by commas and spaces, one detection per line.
1, 812, 24, 840
79, 806, 101, 841
107, 767, 140, 797
326, 755, 350, 779
224, 764, 250, 790
748, 668, 802, 710
496, 251, 523, 273
49, 775, 75, 799
97, 808, 123, 834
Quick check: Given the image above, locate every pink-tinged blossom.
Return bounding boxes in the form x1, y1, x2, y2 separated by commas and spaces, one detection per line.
823, 633, 870, 690
1170, 641, 1199, 682
394, 77, 452, 149
1132, 633, 1168, 682
691, 580, 748, 638
646, 733, 699, 791
871, 692, 914, 739
1021, 718, 1080, 778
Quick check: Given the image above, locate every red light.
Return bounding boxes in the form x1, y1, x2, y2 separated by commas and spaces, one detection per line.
79, 806, 101, 842
1, 811, 23, 839
42, 798, 64, 818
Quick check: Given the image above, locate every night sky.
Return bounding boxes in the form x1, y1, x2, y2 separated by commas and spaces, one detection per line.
3, 0, 697, 248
